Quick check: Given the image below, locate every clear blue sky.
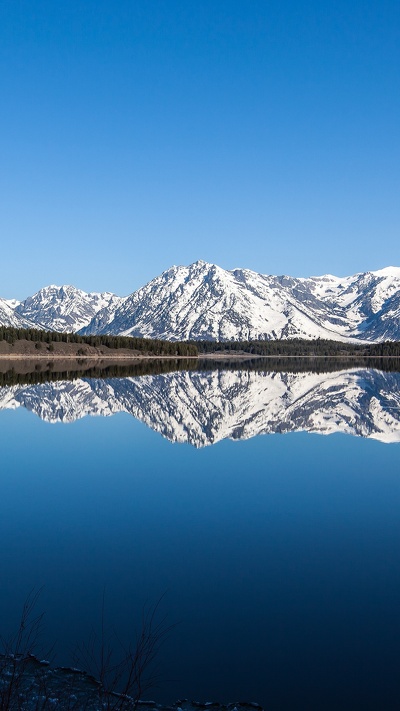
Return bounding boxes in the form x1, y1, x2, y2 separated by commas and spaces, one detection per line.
1, 0, 399, 298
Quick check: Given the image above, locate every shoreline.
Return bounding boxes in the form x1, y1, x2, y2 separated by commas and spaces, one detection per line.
1, 353, 400, 361
0, 354, 199, 360
1, 654, 264, 711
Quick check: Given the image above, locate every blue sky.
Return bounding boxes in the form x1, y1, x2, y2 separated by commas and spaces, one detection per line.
1, 0, 399, 299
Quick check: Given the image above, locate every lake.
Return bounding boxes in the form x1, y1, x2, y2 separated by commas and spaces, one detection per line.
0, 360, 400, 710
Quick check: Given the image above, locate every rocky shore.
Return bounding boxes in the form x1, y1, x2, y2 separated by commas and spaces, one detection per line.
0, 655, 264, 711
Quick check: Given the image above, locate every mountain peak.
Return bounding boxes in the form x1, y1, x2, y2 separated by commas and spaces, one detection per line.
2, 262, 400, 342
188, 259, 215, 269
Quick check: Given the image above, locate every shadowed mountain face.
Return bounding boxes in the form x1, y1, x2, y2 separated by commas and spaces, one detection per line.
1, 368, 399, 445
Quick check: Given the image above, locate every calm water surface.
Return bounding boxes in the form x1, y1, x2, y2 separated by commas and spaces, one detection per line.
0, 364, 400, 710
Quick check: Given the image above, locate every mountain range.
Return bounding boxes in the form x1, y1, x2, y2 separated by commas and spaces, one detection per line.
2, 261, 400, 342
1, 368, 399, 444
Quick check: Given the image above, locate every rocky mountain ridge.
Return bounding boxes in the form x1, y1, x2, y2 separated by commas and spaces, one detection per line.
2, 262, 400, 342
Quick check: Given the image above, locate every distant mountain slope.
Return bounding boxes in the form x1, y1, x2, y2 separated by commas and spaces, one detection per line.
0, 298, 33, 329
2, 261, 400, 342
15, 285, 124, 333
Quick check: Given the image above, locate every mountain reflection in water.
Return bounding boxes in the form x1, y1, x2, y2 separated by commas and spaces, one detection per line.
1, 364, 399, 445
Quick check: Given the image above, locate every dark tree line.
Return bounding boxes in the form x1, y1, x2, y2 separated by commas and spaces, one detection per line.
199, 356, 400, 375
192, 337, 400, 357
0, 359, 198, 387
0, 327, 198, 357
1, 326, 400, 359
2, 355, 400, 388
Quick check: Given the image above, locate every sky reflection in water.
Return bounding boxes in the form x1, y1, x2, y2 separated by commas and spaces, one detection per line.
0, 367, 399, 711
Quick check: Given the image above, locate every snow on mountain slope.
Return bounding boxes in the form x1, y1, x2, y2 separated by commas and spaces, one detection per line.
1, 368, 399, 444
82, 261, 400, 342
0, 298, 33, 328
79, 294, 128, 335
15, 285, 123, 333
2, 261, 400, 341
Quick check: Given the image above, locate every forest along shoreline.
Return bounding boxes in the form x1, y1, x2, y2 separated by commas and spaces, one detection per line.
1, 326, 400, 362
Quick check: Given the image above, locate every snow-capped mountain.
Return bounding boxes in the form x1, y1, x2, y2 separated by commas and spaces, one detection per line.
15, 285, 125, 333
2, 261, 400, 341
1, 368, 399, 444
0, 297, 34, 329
